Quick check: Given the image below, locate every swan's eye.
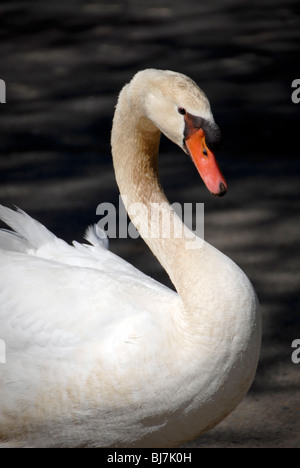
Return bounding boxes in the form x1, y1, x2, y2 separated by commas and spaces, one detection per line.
178, 107, 186, 115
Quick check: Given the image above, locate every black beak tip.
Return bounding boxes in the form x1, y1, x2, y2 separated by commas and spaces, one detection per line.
212, 182, 227, 198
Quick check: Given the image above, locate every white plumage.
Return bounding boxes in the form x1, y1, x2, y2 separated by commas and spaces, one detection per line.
0, 70, 261, 448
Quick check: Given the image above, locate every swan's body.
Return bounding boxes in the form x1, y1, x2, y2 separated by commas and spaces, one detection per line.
0, 69, 261, 448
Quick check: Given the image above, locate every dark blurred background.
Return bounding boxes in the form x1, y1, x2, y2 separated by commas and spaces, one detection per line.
0, 0, 299, 447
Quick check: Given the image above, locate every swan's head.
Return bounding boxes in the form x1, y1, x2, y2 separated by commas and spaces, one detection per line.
132, 69, 227, 197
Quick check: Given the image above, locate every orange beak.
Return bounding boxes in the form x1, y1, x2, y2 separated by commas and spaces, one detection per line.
185, 128, 227, 197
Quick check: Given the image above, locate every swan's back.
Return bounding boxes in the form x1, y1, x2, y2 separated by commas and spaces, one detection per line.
0, 206, 183, 447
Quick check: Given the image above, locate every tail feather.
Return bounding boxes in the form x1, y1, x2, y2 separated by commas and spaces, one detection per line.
84, 224, 109, 250
0, 229, 30, 252
0, 205, 57, 252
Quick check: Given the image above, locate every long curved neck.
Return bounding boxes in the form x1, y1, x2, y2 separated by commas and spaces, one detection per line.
111, 83, 221, 311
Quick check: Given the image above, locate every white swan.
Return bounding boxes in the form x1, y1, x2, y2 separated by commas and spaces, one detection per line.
0, 69, 261, 448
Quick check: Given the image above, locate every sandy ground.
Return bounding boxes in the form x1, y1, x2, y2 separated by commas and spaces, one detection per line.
0, 0, 299, 448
